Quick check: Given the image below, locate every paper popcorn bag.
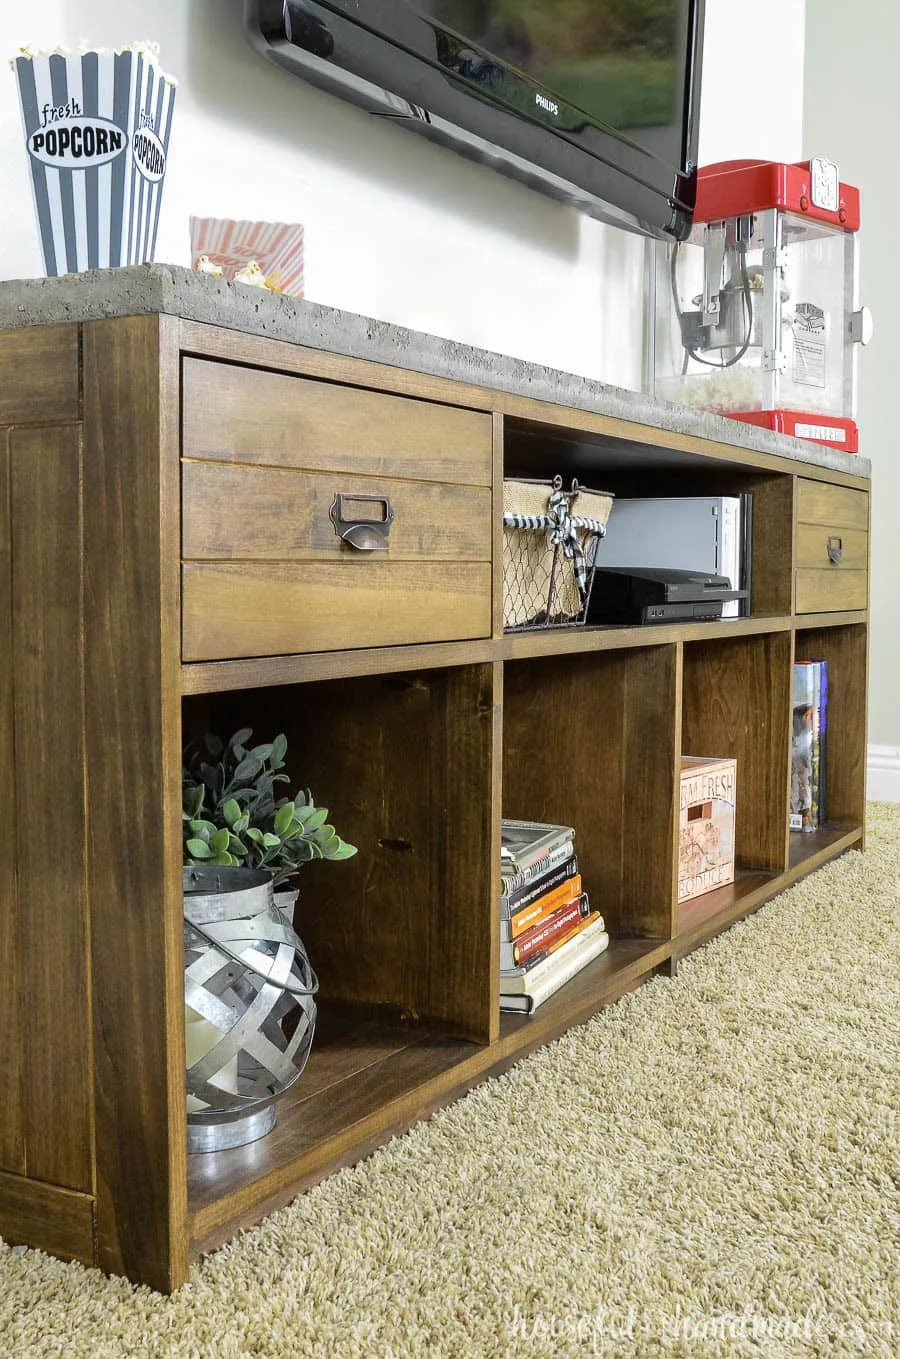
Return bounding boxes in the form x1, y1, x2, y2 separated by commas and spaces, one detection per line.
190, 217, 305, 297
13, 42, 176, 275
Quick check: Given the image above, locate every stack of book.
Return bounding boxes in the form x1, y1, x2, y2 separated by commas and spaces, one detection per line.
499, 819, 609, 1014
790, 660, 828, 832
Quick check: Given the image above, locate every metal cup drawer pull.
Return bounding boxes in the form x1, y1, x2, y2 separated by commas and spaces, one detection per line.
827, 535, 843, 565
330, 492, 395, 551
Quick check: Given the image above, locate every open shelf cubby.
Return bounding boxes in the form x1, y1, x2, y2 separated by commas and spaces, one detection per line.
678, 631, 793, 934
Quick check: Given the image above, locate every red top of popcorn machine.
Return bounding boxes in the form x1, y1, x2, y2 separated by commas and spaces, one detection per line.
695, 159, 860, 233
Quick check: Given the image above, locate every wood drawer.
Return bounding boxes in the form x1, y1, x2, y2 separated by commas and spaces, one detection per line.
182, 358, 492, 487
183, 561, 491, 660
181, 361, 494, 659
182, 462, 491, 561
795, 478, 868, 613
181, 462, 492, 661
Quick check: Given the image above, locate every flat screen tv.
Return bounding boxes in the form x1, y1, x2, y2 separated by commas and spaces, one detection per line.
244, 1, 705, 240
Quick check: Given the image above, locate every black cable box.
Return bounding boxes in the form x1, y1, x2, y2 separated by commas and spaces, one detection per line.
587, 567, 747, 626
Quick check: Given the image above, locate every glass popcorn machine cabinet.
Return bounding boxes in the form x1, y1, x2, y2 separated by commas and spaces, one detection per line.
652, 158, 871, 453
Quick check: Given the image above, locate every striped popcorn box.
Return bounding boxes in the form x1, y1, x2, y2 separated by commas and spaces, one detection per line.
13, 43, 176, 276
190, 217, 305, 297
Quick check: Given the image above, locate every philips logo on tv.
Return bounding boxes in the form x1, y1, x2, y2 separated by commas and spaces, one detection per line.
535, 93, 559, 116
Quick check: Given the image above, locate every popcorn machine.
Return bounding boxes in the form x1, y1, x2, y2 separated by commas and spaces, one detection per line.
651, 158, 871, 453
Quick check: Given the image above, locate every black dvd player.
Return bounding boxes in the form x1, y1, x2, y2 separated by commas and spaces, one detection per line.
587, 567, 747, 626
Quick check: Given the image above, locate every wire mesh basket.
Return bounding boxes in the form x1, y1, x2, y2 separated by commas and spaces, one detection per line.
502, 476, 614, 630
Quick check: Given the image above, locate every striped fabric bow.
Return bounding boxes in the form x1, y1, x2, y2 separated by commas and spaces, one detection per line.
503, 487, 607, 603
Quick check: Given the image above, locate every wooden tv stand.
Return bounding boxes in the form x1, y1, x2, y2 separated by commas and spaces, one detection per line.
0, 273, 870, 1290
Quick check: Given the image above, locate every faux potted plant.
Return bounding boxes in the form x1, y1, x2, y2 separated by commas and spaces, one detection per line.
182, 727, 357, 900
180, 728, 356, 1152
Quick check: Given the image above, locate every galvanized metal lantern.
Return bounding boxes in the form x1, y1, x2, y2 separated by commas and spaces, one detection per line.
652, 157, 871, 453
183, 866, 317, 1153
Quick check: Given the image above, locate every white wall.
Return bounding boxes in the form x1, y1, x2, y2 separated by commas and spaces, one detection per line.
804, 3, 900, 780
1, 1, 805, 390
698, 0, 805, 166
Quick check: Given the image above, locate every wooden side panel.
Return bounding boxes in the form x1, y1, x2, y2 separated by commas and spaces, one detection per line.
0, 431, 24, 1175
428, 663, 499, 1041
503, 647, 677, 939
182, 561, 492, 661
621, 645, 681, 937
491, 414, 505, 638
9, 426, 92, 1192
194, 664, 498, 1044
0, 326, 80, 424
682, 633, 793, 872
749, 475, 794, 616
82, 317, 187, 1290
182, 358, 493, 487
0, 1169, 94, 1266
795, 624, 868, 826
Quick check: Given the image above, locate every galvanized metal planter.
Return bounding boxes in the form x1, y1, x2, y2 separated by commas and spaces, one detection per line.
183, 866, 317, 1154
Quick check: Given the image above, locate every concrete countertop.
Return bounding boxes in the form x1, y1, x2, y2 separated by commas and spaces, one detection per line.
0, 264, 870, 479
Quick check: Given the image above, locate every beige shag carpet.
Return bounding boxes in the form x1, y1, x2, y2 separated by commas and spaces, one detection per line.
3, 807, 899, 1358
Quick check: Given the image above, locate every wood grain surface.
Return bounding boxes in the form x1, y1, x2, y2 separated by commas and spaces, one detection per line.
795, 624, 868, 827
182, 560, 492, 660
0, 1168, 94, 1265
502, 646, 678, 939
10, 425, 92, 1193
193, 663, 498, 1044
681, 632, 793, 873
182, 357, 493, 487
0, 326, 79, 424
0, 430, 24, 1176
82, 316, 187, 1290
182, 460, 492, 561
796, 478, 869, 531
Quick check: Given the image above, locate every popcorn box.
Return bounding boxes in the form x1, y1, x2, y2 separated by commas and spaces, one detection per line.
190, 217, 305, 297
678, 756, 736, 902
13, 44, 176, 275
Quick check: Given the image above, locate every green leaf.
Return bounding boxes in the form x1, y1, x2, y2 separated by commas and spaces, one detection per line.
209, 852, 235, 867
188, 819, 215, 842
262, 832, 281, 848
182, 785, 204, 819
300, 806, 329, 832
234, 754, 263, 782
246, 827, 265, 844
204, 732, 224, 758
210, 827, 230, 854
329, 841, 358, 860
222, 798, 242, 827
271, 733, 288, 766
273, 802, 295, 836
227, 835, 248, 855
251, 742, 273, 761
186, 838, 212, 859
228, 728, 253, 752
234, 814, 250, 834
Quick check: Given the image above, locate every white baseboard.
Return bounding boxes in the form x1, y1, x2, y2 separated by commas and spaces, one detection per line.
867, 745, 900, 803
